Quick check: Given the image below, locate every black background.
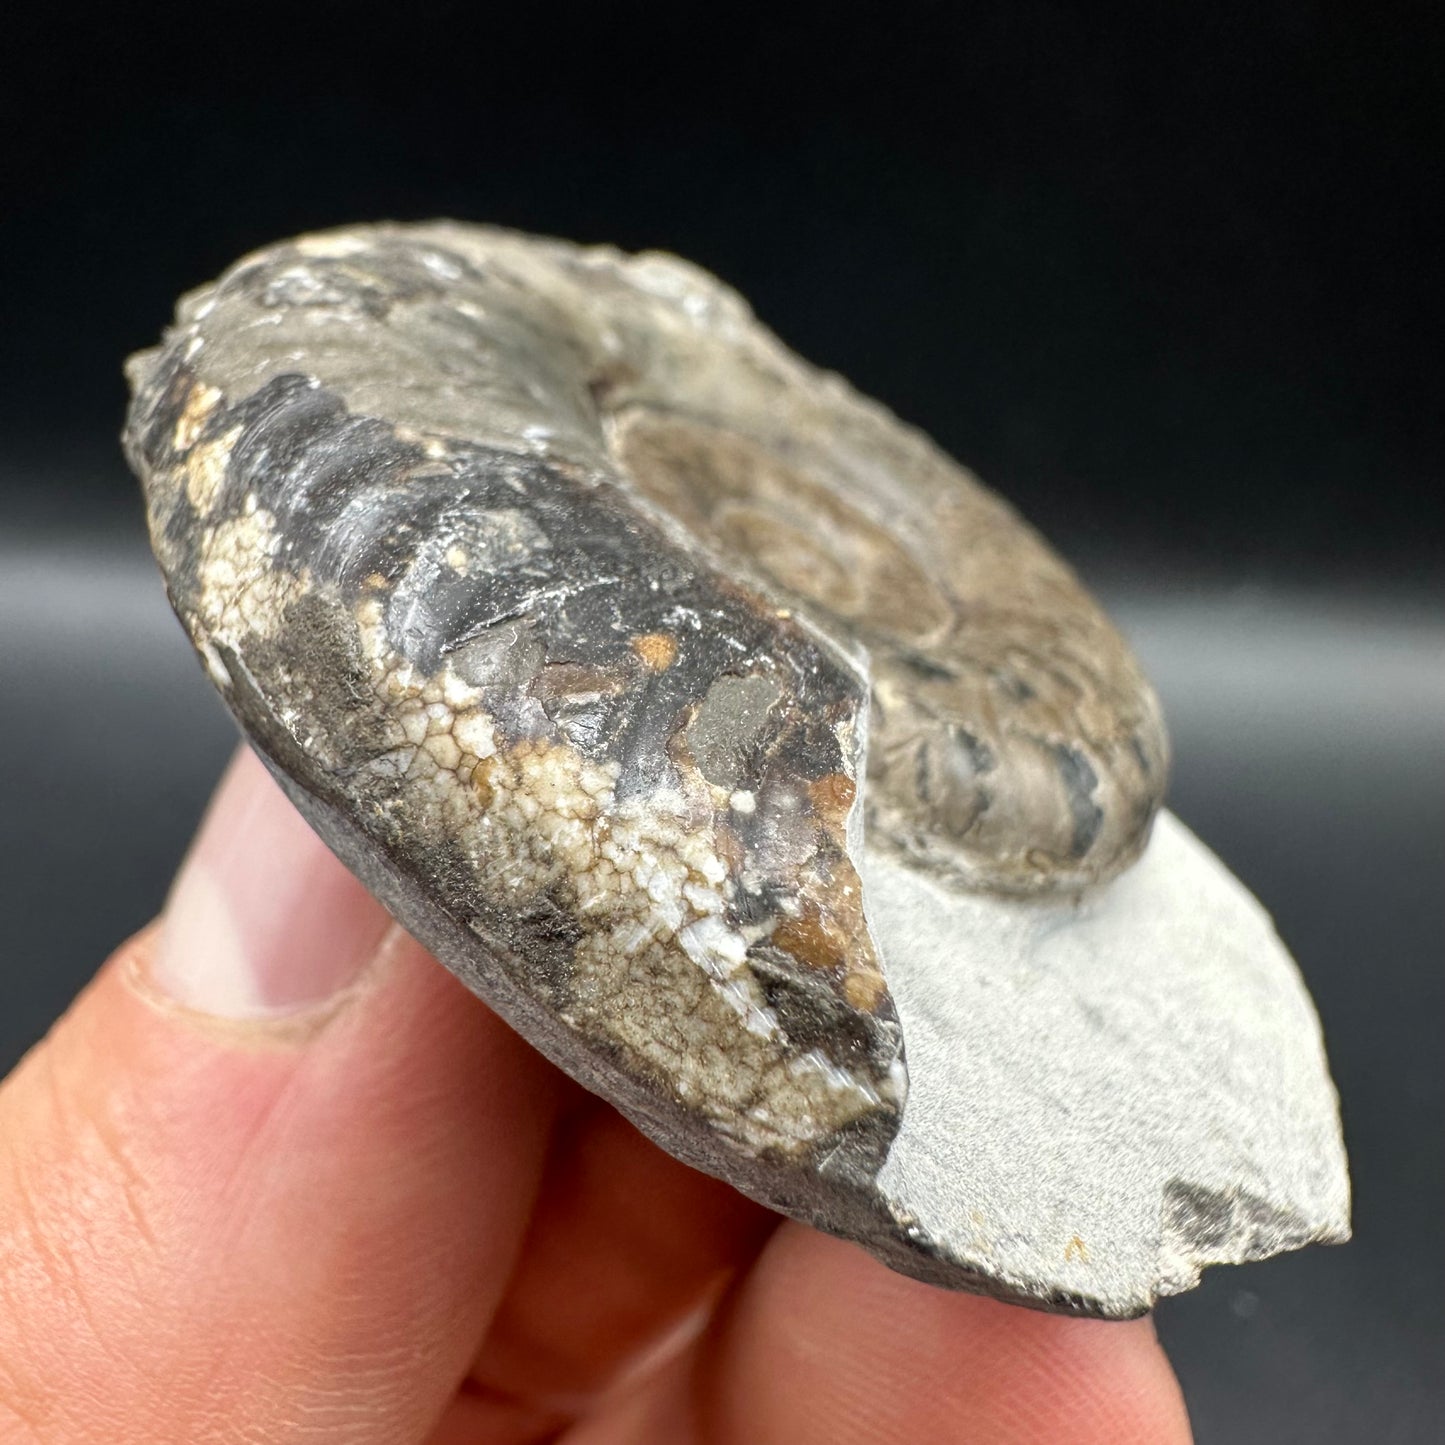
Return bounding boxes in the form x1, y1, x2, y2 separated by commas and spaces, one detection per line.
1, 4, 1441, 1440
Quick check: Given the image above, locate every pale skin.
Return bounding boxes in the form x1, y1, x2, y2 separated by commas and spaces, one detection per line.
0, 749, 1194, 1443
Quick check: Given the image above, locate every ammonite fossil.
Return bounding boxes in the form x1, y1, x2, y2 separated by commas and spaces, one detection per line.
124, 223, 1349, 1317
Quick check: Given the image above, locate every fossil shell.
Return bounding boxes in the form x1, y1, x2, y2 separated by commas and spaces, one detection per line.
124, 223, 1348, 1316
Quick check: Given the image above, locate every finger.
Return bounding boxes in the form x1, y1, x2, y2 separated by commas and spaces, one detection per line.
549, 1336, 697, 1445
0, 749, 564, 1445
448, 1100, 776, 1443
689, 1223, 1193, 1445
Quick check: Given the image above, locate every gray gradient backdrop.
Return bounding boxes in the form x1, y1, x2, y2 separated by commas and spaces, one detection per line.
2, 2, 1442, 1438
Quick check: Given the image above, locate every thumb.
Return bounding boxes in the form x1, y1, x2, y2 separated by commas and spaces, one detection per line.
0, 750, 562, 1444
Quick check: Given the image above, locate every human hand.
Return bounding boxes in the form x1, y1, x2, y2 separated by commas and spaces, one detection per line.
0, 748, 1192, 1443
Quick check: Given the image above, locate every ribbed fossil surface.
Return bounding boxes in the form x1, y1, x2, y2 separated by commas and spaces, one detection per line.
124, 223, 1348, 1316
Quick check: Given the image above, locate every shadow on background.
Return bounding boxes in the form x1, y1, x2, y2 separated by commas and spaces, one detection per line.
2, 4, 1441, 1441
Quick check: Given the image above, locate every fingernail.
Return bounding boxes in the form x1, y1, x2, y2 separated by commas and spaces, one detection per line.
151, 749, 391, 1020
